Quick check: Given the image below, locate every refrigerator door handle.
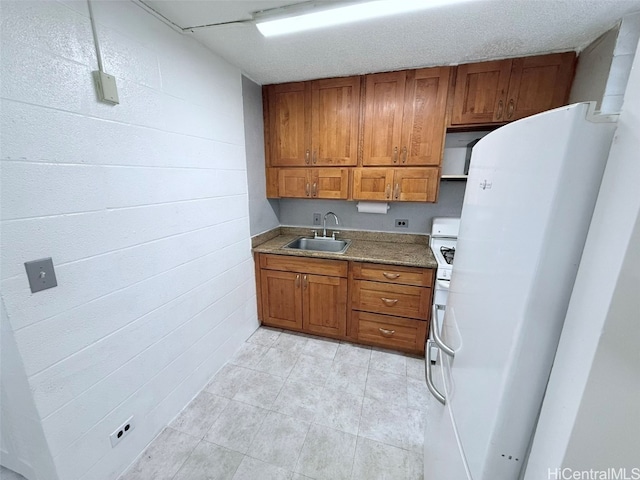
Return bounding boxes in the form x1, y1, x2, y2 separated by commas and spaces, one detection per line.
426, 340, 446, 405
432, 305, 455, 357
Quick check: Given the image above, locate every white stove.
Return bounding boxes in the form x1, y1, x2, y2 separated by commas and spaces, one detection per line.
429, 217, 460, 361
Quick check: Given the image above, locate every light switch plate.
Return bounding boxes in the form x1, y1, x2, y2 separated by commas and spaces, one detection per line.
24, 258, 57, 293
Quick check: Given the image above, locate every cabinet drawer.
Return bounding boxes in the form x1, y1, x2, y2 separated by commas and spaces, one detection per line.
352, 280, 430, 320
352, 262, 434, 287
259, 253, 348, 277
355, 311, 427, 353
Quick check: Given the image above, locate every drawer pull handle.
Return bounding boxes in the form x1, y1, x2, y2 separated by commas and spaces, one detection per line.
381, 297, 398, 306
379, 327, 395, 337
295, 274, 300, 288
382, 272, 400, 279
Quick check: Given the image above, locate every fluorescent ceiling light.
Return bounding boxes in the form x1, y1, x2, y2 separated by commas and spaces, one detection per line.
256, 0, 470, 37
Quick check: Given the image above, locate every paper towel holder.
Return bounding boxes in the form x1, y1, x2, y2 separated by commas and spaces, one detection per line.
356, 201, 390, 214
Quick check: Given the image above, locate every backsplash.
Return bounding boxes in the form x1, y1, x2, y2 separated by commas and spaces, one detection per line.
278, 181, 467, 234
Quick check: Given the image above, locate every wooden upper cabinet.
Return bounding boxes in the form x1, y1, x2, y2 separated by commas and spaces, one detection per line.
311, 77, 360, 166
267, 77, 360, 167
363, 68, 450, 166
278, 168, 349, 199
353, 168, 438, 202
451, 59, 512, 125
313, 168, 349, 199
400, 67, 451, 166
267, 82, 311, 166
505, 52, 576, 121
362, 72, 406, 166
393, 168, 438, 202
353, 168, 395, 201
451, 53, 576, 126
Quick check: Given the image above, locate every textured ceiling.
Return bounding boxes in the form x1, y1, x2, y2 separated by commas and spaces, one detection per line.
143, 0, 640, 85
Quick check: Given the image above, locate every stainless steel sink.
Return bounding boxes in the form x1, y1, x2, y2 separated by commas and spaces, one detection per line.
284, 236, 351, 254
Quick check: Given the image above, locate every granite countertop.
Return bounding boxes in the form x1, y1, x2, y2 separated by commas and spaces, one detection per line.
252, 227, 437, 269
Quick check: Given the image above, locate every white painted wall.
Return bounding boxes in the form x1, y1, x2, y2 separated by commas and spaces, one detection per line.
569, 26, 618, 108
0, 1, 258, 479
1, 299, 57, 480
524, 36, 640, 478
601, 12, 640, 113
242, 76, 280, 236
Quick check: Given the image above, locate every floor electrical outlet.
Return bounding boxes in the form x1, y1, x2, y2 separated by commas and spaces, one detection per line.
313, 213, 322, 226
395, 219, 409, 228
110, 416, 134, 447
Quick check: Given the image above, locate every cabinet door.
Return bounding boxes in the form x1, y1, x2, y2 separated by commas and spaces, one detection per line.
278, 169, 311, 198
362, 71, 406, 165
311, 77, 360, 166
311, 168, 349, 199
268, 82, 311, 166
451, 60, 512, 125
303, 274, 347, 337
353, 168, 394, 201
505, 52, 576, 121
393, 168, 438, 202
400, 67, 450, 166
260, 270, 303, 330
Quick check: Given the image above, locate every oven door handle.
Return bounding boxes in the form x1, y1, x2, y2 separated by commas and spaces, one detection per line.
426, 340, 446, 405
431, 305, 455, 357
436, 279, 450, 289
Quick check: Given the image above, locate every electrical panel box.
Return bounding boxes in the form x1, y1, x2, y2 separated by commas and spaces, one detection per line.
94, 71, 119, 105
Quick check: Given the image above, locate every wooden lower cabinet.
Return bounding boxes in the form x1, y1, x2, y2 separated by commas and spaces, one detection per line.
303, 274, 348, 337
354, 311, 428, 353
257, 254, 434, 354
352, 261, 434, 355
259, 254, 348, 339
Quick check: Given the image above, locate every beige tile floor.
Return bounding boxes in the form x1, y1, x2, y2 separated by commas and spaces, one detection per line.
0, 329, 428, 480
125, 327, 430, 479
0, 467, 25, 480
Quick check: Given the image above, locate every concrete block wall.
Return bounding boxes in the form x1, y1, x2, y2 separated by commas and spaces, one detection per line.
601, 12, 640, 113
0, 1, 258, 479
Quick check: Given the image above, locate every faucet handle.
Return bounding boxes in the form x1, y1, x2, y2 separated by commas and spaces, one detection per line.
332, 231, 340, 239
311, 229, 318, 238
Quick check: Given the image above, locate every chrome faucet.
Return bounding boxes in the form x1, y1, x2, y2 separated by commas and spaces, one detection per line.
322, 212, 339, 239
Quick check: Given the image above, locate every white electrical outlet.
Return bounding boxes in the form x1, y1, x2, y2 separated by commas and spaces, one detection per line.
110, 416, 134, 447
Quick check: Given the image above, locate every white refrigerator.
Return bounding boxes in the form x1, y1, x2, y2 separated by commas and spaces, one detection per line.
424, 103, 616, 479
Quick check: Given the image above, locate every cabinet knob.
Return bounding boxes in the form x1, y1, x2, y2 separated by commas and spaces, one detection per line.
378, 327, 396, 337
496, 100, 504, 120
402, 146, 407, 164
386, 184, 391, 199
312, 150, 317, 164
305, 149, 310, 164
382, 272, 400, 279
295, 274, 301, 288
305, 183, 310, 197
393, 146, 398, 163
507, 99, 515, 119
312, 182, 317, 197
394, 183, 400, 200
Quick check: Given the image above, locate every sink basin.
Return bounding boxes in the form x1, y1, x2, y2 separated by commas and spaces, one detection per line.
284, 236, 351, 254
